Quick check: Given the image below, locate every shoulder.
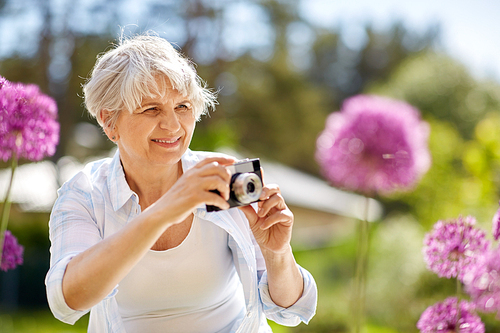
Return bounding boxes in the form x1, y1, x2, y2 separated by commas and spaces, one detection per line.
50, 156, 114, 223
58, 156, 113, 197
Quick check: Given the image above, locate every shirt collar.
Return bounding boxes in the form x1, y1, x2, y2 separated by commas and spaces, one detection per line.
181, 148, 201, 172
107, 149, 136, 212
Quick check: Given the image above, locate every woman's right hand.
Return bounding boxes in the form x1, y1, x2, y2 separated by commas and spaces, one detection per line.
149, 156, 236, 227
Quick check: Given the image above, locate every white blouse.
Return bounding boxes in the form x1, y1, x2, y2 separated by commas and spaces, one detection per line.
46, 149, 318, 332
115, 215, 246, 333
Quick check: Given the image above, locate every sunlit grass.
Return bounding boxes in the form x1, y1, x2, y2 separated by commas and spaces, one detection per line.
0, 310, 88, 333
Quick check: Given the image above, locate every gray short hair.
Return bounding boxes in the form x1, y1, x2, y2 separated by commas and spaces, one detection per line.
83, 33, 217, 129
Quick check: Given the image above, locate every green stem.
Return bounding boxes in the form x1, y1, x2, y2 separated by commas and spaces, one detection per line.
352, 197, 370, 333
0, 155, 17, 262
456, 278, 462, 332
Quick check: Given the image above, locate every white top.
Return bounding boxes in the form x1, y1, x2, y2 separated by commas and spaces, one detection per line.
116, 215, 246, 333
46, 149, 318, 332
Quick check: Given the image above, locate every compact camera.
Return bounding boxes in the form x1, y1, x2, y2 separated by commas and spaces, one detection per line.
206, 158, 263, 212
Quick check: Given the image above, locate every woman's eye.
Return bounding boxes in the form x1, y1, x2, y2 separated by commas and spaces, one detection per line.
142, 107, 159, 113
176, 104, 191, 112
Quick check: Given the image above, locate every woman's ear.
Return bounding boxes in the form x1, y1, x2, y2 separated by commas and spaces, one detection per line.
100, 109, 119, 142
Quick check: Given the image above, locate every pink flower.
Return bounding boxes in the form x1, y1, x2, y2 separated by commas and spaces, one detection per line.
463, 245, 500, 317
316, 95, 430, 196
1, 230, 24, 271
423, 216, 489, 281
492, 203, 500, 241
417, 297, 484, 333
0, 77, 59, 162
0, 76, 7, 89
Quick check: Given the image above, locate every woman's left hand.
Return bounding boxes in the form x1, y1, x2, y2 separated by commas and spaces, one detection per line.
238, 184, 294, 254
239, 183, 304, 309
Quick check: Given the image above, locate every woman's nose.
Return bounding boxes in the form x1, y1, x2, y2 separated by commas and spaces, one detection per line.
159, 110, 181, 132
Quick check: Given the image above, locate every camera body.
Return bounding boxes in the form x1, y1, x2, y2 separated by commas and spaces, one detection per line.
206, 158, 263, 212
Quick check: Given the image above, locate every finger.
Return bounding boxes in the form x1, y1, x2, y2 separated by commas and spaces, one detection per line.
196, 164, 232, 188
201, 175, 231, 200
202, 191, 231, 210
237, 205, 259, 227
257, 193, 286, 217
259, 183, 281, 201
259, 210, 293, 230
195, 157, 236, 169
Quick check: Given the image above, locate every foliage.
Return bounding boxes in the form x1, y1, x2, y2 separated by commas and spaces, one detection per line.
201, 53, 330, 174
367, 53, 500, 139
0, 207, 52, 308
0, 0, 441, 175
0, 310, 88, 333
309, 22, 438, 104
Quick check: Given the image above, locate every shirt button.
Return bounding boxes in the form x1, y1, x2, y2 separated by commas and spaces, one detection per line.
246, 310, 253, 318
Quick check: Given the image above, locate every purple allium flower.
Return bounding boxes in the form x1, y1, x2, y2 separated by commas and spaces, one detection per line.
315, 95, 431, 196
0, 76, 7, 89
0, 77, 59, 162
417, 297, 484, 333
463, 245, 500, 317
423, 216, 489, 281
0, 230, 24, 271
492, 203, 500, 241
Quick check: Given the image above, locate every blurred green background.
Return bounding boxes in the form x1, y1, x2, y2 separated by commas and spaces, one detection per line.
2, 0, 500, 332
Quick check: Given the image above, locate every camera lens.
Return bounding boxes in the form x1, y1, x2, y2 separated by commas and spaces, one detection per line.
232, 173, 263, 204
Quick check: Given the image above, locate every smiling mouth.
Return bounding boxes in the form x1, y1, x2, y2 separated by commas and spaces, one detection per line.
152, 138, 180, 144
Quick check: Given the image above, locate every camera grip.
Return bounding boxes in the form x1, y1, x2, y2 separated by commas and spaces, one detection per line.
206, 190, 222, 212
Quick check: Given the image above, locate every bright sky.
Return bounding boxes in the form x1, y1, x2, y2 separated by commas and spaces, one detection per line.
299, 0, 500, 82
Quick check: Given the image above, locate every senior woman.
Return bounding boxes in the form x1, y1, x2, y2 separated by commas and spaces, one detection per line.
45, 34, 317, 333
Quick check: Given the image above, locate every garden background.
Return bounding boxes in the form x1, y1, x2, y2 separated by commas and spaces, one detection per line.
1, 0, 500, 332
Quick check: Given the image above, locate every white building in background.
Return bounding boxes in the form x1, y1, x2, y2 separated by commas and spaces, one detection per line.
0, 148, 383, 249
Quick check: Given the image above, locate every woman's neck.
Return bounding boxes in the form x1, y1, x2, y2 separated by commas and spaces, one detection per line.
121, 159, 183, 209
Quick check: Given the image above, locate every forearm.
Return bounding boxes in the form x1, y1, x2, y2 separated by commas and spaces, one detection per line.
261, 246, 304, 308
62, 209, 167, 311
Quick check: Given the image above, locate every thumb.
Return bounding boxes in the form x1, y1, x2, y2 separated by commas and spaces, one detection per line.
238, 205, 259, 227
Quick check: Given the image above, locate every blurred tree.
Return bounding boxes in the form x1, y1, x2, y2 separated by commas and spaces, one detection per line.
214, 53, 330, 174
309, 22, 439, 107
367, 52, 496, 139
0, 0, 124, 163
192, 0, 442, 174
0, 0, 445, 176
195, 0, 330, 174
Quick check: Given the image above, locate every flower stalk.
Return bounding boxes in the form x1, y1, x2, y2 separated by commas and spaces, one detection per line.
457, 278, 462, 333
352, 197, 370, 333
0, 153, 17, 261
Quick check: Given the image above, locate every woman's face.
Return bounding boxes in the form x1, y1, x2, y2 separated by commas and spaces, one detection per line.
114, 82, 196, 170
